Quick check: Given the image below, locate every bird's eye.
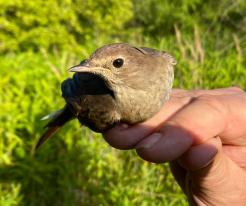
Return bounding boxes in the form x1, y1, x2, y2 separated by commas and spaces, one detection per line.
113, 58, 124, 68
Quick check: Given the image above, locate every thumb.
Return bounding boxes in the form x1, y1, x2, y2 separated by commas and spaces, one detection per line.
179, 137, 246, 205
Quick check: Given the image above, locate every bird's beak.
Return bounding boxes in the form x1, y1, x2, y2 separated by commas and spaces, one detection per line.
68, 60, 106, 73
68, 65, 110, 77
68, 62, 117, 86
68, 60, 90, 72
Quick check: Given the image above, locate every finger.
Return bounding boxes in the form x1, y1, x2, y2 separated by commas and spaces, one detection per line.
178, 137, 219, 171
103, 93, 193, 150
102, 89, 192, 149
171, 136, 246, 205
161, 95, 228, 145
103, 91, 192, 150
104, 87, 244, 150
172, 87, 242, 98
170, 137, 220, 194
103, 123, 155, 150
136, 125, 193, 163
167, 91, 246, 145
188, 139, 246, 205
135, 96, 227, 163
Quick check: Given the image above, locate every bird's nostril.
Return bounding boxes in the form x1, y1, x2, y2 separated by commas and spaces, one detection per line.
79, 59, 88, 66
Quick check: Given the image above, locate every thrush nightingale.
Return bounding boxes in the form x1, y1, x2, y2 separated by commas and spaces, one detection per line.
36, 43, 176, 149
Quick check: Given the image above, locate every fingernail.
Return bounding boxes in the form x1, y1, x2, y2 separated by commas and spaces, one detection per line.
198, 148, 218, 170
136, 133, 162, 149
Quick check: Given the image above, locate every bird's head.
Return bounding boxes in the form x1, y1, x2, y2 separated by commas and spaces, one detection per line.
69, 43, 176, 122
69, 43, 176, 96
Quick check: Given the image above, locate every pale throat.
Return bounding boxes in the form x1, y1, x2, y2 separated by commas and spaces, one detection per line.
114, 85, 165, 124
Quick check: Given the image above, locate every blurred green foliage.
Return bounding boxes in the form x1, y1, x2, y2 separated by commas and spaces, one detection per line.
132, 0, 245, 38
0, 0, 133, 53
0, 0, 245, 205
1, 0, 245, 54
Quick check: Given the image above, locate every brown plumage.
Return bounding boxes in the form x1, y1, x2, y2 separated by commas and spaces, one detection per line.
36, 43, 176, 149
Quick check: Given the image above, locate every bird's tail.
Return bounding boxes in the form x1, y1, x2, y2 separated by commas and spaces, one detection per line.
35, 106, 74, 150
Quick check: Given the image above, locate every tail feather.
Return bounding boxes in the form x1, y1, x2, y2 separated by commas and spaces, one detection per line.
35, 126, 60, 150
36, 106, 74, 150
40, 108, 64, 121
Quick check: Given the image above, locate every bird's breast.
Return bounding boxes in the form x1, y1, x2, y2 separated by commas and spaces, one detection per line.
61, 72, 120, 132
77, 95, 121, 132
115, 83, 170, 124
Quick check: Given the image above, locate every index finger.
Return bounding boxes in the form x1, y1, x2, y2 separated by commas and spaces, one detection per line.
103, 88, 245, 150
103, 89, 192, 149
135, 90, 246, 163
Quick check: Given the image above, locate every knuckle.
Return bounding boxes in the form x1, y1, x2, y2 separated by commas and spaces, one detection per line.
189, 89, 204, 97
194, 94, 226, 115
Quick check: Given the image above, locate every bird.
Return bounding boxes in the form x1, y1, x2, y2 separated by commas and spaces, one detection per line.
36, 43, 176, 149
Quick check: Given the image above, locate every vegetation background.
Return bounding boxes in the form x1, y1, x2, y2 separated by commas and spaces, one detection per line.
0, 0, 245, 205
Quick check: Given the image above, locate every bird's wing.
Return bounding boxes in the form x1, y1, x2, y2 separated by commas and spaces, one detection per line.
36, 106, 74, 150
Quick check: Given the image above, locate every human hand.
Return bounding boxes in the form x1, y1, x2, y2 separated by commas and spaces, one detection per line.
103, 87, 246, 206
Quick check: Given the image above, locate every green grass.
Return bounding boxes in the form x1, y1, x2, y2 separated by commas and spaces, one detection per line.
0, 35, 245, 206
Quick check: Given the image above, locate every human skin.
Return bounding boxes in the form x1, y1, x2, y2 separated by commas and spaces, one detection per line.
103, 87, 246, 206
